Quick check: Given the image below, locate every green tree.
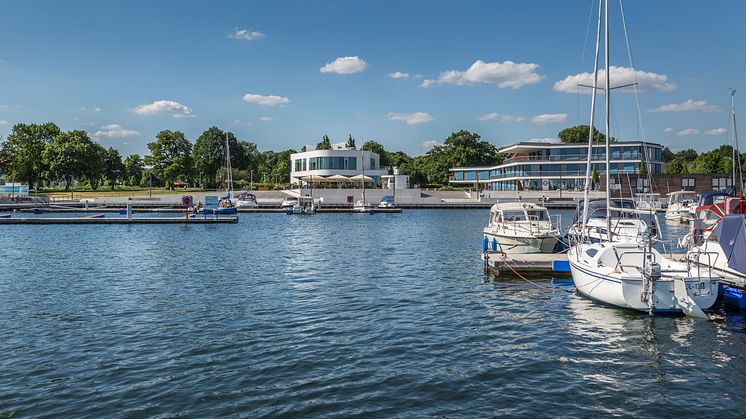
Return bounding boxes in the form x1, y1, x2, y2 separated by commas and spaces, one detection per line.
558, 125, 605, 144
690, 151, 728, 173
674, 148, 698, 162
124, 154, 144, 186
192, 127, 243, 187
102, 147, 125, 189
665, 159, 685, 174
639, 162, 647, 175
144, 130, 192, 189
591, 169, 600, 189
1, 122, 61, 189
416, 130, 502, 185
87, 143, 106, 190
316, 135, 332, 150
346, 134, 356, 149
42, 130, 100, 191
661, 146, 675, 162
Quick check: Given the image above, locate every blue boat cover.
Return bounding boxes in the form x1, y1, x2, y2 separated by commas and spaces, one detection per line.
698, 191, 732, 206
714, 214, 746, 275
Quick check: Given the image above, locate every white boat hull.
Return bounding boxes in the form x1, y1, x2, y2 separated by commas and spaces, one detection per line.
484, 231, 558, 254
568, 246, 718, 314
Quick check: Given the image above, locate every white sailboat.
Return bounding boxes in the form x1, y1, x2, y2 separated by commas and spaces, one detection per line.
567, 0, 718, 317
352, 150, 373, 212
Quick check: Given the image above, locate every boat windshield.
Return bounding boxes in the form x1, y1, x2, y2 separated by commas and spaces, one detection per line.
502, 211, 526, 222
526, 210, 547, 221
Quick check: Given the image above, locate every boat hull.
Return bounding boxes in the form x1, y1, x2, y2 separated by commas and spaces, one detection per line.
484, 231, 558, 254
568, 251, 718, 313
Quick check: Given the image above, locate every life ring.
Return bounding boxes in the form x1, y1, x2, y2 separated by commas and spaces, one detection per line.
542, 180, 549, 187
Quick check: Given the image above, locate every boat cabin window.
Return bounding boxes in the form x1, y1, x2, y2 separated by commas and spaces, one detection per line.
585, 249, 598, 257
502, 211, 526, 222
526, 210, 547, 221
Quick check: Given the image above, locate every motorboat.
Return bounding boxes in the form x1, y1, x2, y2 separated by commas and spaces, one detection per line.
353, 200, 372, 212
566, 199, 653, 244
281, 196, 299, 208
235, 192, 258, 208
665, 191, 698, 222
379, 195, 395, 208
287, 195, 318, 214
567, 0, 718, 318
482, 202, 560, 254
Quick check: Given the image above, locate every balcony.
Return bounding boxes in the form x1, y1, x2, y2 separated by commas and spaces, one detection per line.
504, 153, 642, 164
450, 168, 641, 182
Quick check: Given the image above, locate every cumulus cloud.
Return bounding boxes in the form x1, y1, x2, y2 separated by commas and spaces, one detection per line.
478, 112, 525, 122
420, 60, 543, 89
705, 128, 727, 136
525, 137, 561, 144
92, 124, 140, 139
242, 93, 290, 106
648, 99, 722, 113
229, 28, 265, 41
676, 128, 700, 136
259, 116, 273, 122
421, 140, 440, 150
132, 100, 195, 118
554, 66, 676, 93
387, 71, 422, 80
94, 107, 102, 112
320, 56, 367, 74
664, 127, 674, 133
386, 112, 434, 125
530, 113, 568, 125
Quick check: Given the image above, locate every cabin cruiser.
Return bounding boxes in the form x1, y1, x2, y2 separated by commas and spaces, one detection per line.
287, 195, 319, 214
483, 202, 560, 254
379, 195, 395, 208
235, 192, 258, 208
281, 196, 299, 208
665, 191, 698, 222
567, 199, 653, 244
353, 200, 373, 212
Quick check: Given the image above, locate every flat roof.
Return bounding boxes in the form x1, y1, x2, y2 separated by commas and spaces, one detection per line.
498, 140, 663, 154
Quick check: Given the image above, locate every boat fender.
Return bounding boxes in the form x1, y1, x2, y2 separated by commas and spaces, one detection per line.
482, 236, 489, 252
491, 237, 498, 252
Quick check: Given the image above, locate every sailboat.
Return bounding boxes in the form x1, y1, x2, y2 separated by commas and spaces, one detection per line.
567, 0, 718, 317
352, 150, 373, 212
214, 134, 238, 215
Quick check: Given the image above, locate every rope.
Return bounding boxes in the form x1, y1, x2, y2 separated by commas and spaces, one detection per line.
498, 257, 575, 293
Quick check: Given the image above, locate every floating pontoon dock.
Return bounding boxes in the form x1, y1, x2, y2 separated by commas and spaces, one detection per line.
484, 251, 571, 277
0, 216, 238, 224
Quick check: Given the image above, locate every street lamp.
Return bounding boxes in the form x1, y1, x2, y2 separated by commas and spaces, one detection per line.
250, 170, 254, 190
274, 173, 280, 187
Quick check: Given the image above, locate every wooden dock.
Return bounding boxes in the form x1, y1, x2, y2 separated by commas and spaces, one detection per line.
0, 216, 238, 224
484, 251, 571, 277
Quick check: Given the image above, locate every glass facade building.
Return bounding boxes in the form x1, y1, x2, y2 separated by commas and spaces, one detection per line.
449, 141, 664, 191
290, 148, 386, 185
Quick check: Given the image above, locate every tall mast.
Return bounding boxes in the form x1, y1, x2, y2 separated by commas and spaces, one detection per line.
225, 134, 233, 195
731, 89, 742, 195
581, 0, 604, 237
604, 0, 612, 235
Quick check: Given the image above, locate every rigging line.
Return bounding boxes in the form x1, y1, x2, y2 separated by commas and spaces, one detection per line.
619, 0, 647, 142
580, 0, 598, 67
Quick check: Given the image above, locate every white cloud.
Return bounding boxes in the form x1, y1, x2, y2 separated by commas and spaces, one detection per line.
530, 113, 568, 125
229, 28, 265, 41
259, 116, 273, 122
242, 93, 290, 106
386, 112, 435, 125
554, 66, 676, 93
705, 128, 727, 136
420, 60, 543, 89
478, 112, 525, 122
92, 124, 141, 139
320, 56, 367, 74
132, 100, 195, 118
388, 71, 411, 79
676, 128, 700, 136
664, 127, 674, 133
94, 107, 102, 112
648, 99, 721, 113
421, 140, 440, 150
0, 120, 8, 125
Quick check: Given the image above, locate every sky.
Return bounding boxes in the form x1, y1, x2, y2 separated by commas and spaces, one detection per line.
1, 0, 745, 157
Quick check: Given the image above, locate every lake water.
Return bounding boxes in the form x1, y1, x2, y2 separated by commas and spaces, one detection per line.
1, 210, 745, 417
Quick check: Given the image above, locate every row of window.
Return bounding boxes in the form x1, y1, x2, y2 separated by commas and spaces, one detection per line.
453, 163, 663, 181
515, 146, 662, 161
480, 177, 738, 193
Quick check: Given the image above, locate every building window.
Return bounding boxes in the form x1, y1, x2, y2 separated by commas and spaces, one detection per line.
370, 158, 376, 170
713, 177, 732, 192
636, 178, 650, 193
682, 178, 695, 191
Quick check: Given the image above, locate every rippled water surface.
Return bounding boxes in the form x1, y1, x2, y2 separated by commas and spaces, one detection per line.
1, 210, 745, 417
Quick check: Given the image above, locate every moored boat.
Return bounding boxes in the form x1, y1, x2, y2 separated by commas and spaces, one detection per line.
482, 202, 560, 254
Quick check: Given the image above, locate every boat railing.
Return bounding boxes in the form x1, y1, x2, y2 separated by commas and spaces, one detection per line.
686, 250, 721, 280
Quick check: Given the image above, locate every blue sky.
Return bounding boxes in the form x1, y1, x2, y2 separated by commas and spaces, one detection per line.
1, 0, 745, 157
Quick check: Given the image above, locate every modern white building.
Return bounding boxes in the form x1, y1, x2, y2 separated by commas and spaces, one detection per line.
449, 140, 664, 192
290, 148, 387, 186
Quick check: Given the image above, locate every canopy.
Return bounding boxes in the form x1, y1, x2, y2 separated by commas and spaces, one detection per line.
326, 174, 350, 182
300, 175, 328, 182
349, 174, 374, 182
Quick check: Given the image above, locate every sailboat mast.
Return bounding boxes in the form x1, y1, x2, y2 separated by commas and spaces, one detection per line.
731, 89, 743, 196
604, 0, 612, 234
581, 0, 604, 237
361, 149, 366, 203
225, 134, 233, 195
